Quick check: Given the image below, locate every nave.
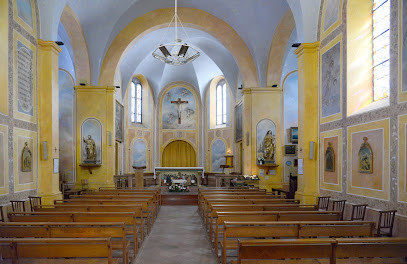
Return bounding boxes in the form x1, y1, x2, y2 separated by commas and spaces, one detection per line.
1, 187, 407, 264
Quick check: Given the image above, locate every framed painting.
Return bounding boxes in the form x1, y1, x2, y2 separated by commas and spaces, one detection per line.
290, 127, 298, 143
284, 145, 296, 156
358, 136, 373, 174
235, 103, 243, 142
324, 142, 335, 172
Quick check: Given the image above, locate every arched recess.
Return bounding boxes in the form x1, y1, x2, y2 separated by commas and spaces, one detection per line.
267, 10, 296, 87
60, 4, 91, 85
162, 140, 197, 167
205, 76, 234, 129
99, 8, 258, 88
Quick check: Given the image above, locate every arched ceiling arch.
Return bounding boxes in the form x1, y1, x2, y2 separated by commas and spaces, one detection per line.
60, 4, 91, 85
99, 7, 258, 89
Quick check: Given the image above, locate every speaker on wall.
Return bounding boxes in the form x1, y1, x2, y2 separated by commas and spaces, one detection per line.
309, 141, 316, 160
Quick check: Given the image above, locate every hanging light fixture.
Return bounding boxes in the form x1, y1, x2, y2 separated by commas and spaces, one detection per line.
152, 0, 200, 66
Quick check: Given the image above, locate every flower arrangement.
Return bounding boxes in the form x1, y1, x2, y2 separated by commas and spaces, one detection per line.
243, 175, 260, 180
257, 157, 265, 165
168, 184, 190, 192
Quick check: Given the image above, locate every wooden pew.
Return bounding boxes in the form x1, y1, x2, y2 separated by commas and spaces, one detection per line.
235, 237, 407, 264
74, 192, 161, 211
54, 198, 157, 220
221, 220, 375, 264
34, 204, 152, 232
0, 222, 131, 264
95, 188, 161, 205
199, 194, 286, 216
8, 211, 144, 243
0, 237, 118, 264
206, 204, 317, 228
212, 211, 342, 252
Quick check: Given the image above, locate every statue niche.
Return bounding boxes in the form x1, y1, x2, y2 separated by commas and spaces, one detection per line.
81, 118, 102, 165
256, 119, 277, 165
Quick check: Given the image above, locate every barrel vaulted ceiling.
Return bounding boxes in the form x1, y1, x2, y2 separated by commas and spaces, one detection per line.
39, 0, 321, 99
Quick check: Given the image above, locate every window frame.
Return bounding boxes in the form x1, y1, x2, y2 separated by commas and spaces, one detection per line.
130, 80, 142, 124
216, 80, 227, 126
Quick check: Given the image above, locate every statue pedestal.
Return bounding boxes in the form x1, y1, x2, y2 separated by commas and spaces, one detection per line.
133, 166, 146, 188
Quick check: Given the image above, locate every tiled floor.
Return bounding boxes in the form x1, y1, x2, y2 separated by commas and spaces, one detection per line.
134, 206, 218, 264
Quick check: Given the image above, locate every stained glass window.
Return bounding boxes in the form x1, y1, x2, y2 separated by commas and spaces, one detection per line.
372, 0, 390, 101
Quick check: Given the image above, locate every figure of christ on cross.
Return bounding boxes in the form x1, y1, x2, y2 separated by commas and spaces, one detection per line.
171, 98, 188, 124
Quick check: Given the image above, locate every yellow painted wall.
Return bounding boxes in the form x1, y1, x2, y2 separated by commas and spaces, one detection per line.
243, 88, 284, 190
75, 86, 116, 189
347, 0, 373, 115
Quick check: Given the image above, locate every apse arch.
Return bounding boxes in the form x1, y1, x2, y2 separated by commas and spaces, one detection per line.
60, 4, 91, 85
99, 8, 258, 89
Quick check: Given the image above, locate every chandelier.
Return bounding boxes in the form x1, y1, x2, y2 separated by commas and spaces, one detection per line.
152, 0, 200, 66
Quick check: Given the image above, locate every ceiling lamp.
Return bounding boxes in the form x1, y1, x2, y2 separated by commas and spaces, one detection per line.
152, 0, 200, 66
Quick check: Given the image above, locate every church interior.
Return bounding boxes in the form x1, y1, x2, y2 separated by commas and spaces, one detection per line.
1, 0, 407, 263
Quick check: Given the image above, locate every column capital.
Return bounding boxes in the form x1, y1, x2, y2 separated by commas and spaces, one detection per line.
75, 85, 116, 92
294, 41, 320, 57
37, 39, 62, 54
243, 87, 283, 94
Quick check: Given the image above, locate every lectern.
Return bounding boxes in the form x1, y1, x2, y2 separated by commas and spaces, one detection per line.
133, 166, 146, 188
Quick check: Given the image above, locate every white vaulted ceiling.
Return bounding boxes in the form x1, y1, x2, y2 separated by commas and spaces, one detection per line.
39, 0, 321, 99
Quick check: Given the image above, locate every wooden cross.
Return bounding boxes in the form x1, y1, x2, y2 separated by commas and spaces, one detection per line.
171, 98, 188, 124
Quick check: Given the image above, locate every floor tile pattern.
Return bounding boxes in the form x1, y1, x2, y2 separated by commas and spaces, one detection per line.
134, 206, 218, 264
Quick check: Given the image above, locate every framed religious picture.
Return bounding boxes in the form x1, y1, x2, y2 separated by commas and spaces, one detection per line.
290, 127, 298, 143
235, 103, 243, 142
324, 142, 335, 172
21, 142, 32, 172
284, 145, 297, 156
358, 136, 373, 174
115, 101, 124, 142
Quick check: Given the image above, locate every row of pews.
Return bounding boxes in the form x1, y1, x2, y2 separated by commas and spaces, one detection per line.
198, 187, 407, 264
0, 187, 161, 264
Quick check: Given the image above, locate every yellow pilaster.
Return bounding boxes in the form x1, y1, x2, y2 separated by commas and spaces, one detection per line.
37, 40, 63, 205
242, 87, 284, 191
242, 88, 252, 174
294, 42, 320, 204
75, 86, 116, 190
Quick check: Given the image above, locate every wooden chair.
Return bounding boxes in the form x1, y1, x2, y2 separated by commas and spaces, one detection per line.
28, 196, 42, 211
317, 196, 330, 210
376, 209, 397, 237
10, 200, 25, 212
351, 204, 368, 221
331, 199, 346, 220
0, 205, 4, 222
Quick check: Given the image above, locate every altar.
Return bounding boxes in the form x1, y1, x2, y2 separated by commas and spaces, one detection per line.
154, 167, 204, 186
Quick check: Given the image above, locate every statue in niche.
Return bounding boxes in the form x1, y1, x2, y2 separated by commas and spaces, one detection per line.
83, 135, 96, 162
262, 130, 276, 162
21, 142, 32, 172
325, 142, 335, 172
358, 137, 373, 174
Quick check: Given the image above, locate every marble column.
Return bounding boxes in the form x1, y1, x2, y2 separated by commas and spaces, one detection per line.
294, 42, 320, 204
37, 40, 63, 204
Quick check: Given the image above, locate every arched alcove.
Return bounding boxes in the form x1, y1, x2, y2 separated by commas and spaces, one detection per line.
162, 140, 196, 167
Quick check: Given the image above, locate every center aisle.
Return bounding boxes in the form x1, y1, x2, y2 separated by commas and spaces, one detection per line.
135, 206, 218, 264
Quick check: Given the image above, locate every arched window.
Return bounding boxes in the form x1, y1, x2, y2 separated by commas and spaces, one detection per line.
216, 80, 227, 125
372, 0, 390, 101
130, 81, 142, 123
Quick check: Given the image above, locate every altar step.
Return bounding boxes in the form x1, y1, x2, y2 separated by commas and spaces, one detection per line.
161, 194, 198, 205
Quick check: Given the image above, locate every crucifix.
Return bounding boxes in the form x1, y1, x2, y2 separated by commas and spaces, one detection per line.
171, 98, 188, 124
